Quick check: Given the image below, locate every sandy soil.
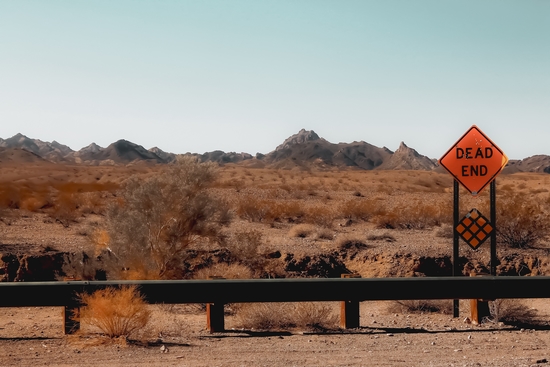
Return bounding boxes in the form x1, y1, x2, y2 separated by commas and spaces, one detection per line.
1, 300, 550, 367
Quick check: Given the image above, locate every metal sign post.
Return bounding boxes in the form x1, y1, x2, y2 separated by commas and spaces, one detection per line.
440, 125, 508, 318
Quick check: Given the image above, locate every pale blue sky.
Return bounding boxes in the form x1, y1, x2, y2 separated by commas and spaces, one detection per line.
1, 0, 548, 159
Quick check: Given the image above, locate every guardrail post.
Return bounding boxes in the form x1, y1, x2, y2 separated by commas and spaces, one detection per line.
206, 302, 225, 332
63, 305, 80, 334
340, 274, 361, 329
206, 276, 225, 332
470, 298, 491, 324
469, 272, 491, 324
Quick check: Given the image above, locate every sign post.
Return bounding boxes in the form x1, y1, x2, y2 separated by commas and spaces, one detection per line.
439, 125, 508, 317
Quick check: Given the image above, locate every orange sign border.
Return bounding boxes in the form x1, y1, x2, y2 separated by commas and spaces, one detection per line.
439, 125, 508, 196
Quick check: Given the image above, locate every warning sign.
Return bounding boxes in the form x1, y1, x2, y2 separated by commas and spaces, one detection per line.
439, 125, 508, 196
456, 209, 493, 250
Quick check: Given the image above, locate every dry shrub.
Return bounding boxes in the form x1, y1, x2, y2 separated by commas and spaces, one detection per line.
236, 196, 272, 222
304, 205, 335, 227
78, 286, 151, 338
235, 302, 337, 331
193, 263, 253, 279
497, 193, 549, 248
336, 234, 368, 251
102, 156, 231, 279
237, 198, 307, 224
375, 201, 450, 229
316, 227, 334, 240
49, 192, 80, 226
390, 300, 453, 314
339, 199, 380, 222
227, 230, 263, 266
489, 299, 538, 325
289, 223, 316, 238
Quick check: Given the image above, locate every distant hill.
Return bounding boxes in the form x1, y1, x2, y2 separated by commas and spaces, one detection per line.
0, 147, 51, 164
1, 131, 549, 173
81, 139, 165, 164
376, 142, 436, 170
261, 129, 436, 171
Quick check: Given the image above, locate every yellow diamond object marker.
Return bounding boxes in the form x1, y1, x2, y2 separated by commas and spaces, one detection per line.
456, 209, 493, 250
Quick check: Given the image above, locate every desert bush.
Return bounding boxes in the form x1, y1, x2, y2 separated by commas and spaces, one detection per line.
49, 192, 80, 227
339, 199, 380, 222
497, 193, 549, 248
336, 234, 368, 251
236, 196, 271, 222
78, 286, 151, 338
289, 223, 316, 238
101, 156, 231, 279
304, 205, 335, 227
227, 230, 263, 267
390, 300, 453, 314
316, 227, 334, 240
375, 201, 450, 229
235, 302, 338, 331
193, 263, 253, 279
489, 299, 538, 325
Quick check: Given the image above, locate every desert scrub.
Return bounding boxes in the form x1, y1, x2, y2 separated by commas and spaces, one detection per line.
289, 223, 316, 238
78, 286, 151, 338
339, 199, 381, 221
497, 193, 549, 248
375, 200, 451, 229
489, 299, 538, 325
234, 302, 338, 331
101, 156, 231, 279
193, 263, 254, 279
390, 300, 453, 315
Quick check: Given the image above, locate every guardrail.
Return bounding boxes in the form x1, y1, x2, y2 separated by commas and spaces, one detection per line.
2, 276, 550, 333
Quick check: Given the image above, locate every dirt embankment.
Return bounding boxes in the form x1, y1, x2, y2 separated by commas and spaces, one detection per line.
1, 248, 547, 282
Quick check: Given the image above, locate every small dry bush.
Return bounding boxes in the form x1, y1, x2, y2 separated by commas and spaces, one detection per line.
375, 201, 450, 229
336, 234, 368, 251
78, 286, 151, 338
316, 227, 334, 240
289, 223, 316, 238
236, 196, 272, 222
339, 199, 380, 222
390, 300, 453, 314
304, 204, 335, 227
227, 230, 263, 265
497, 193, 549, 248
235, 302, 338, 331
193, 263, 253, 279
489, 299, 538, 325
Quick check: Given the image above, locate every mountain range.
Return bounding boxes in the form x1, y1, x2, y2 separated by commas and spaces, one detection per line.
1, 130, 549, 173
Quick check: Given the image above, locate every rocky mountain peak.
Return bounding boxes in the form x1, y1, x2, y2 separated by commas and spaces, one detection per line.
275, 129, 320, 151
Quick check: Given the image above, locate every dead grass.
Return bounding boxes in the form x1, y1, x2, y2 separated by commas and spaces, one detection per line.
193, 263, 254, 279
389, 300, 454, 315
289, 224, 316, 238
78, 286, 151, 338
489, 299, 539, 325
234, 302, 338, 331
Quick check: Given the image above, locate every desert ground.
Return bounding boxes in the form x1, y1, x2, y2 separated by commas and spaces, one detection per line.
1, 160, 550, 366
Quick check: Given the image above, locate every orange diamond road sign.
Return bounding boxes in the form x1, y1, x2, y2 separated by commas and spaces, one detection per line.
456, 209, 493, 250
439, 125, 508, 196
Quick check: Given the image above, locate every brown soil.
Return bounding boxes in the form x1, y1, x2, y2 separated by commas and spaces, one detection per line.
1, 162, 550, 366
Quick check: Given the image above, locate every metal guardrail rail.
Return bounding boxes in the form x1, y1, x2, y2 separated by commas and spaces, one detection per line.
2, 276, 550, 306
2, 277, 550, 333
